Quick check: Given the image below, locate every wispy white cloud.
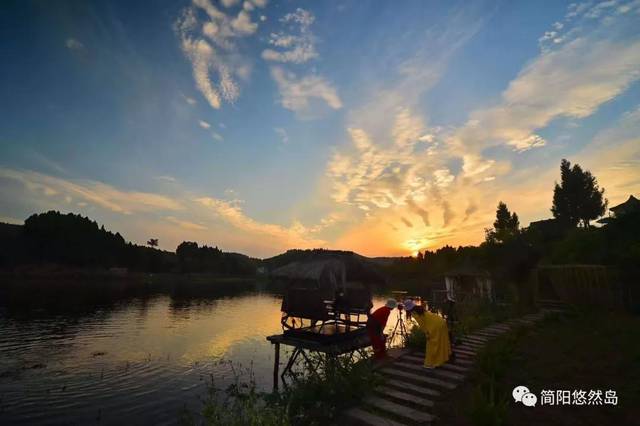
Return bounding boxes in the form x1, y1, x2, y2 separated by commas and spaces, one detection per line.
463, 201, 478, 222
274, 127, 289, 144
406, 197, 430, 227
212, 132, 224, 141
271, 66, 342, 118
195, 196, 325, 248
65, 38, 85, 51
183, 94, 197, 105
221, 0, 240, 8
453, 0, 640, 158
262, 8, 317, 64
165, 216, 208, 230
401, 217, 413, 228
0, 168, 183, 214
0, 167, 328, 255
199, 120, 211, 129
175, 0, 261, 109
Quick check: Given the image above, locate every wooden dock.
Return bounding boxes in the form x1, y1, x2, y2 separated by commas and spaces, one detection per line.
267, 327, 371, 390
343, 309, 563, 425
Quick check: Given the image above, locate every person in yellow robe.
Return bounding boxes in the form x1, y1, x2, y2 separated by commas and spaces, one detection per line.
404, 299, 451, 368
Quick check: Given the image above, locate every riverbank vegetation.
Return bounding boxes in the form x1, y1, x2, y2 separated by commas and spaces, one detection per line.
0, 211, 259, 275
434, 309, 640, 426
180, 353, 381, 426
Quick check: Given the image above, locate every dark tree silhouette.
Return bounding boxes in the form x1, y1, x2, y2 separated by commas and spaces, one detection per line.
485, 202, 519, 243
552, 159, 607, 228
147, 238, 159, 248
176, 241, 255, 274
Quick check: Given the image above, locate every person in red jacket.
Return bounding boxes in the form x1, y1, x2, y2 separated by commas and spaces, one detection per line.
366, 299, 397, 359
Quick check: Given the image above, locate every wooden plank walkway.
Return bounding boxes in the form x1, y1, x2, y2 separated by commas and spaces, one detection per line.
343, 309, 558, 425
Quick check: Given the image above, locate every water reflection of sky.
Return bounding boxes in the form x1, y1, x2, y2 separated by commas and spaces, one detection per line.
0, 292, 405, 425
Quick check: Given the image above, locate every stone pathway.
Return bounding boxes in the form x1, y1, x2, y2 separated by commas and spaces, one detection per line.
344, 308, 564, 425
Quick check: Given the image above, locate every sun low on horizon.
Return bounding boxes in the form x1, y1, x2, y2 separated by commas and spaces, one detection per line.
1, 0, 639, 258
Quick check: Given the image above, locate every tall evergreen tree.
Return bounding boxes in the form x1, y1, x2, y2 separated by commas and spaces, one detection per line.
486, 202, 519, 243
552, 159, 607, 228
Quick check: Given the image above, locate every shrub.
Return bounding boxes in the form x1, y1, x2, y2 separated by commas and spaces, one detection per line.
467, 330, 522, 426
406, 324, 426, 350
181, 353, 382, 426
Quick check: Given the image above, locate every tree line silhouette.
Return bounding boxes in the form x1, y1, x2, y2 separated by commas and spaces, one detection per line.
0, 211, 257, 275
0, 159, 636, 284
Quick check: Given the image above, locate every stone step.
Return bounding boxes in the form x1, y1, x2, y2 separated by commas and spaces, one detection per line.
438, 362, 470, 374
345, 407, 408, 426
451, 350, 474, 359
458, 346, 482, 353
537, 299, 568, 307
483, 324, 508, 329
463, 336, 489, 343
402, 354, 426, 363
451, 356, 473, 366
453, 348, 476, 357
375, 387, 435, 408
476, 328, 507, 335
362, 395, 436, 425
471, 331, 502, 338
478, 329, 507, 335
393, 361, 465, 382
431, 367, 465, 382
522, 316, 542, 322
455, 345, 479, 353
509, 318, 535, 324
399, 356, 470, 374
380, 367, 457, 390
459, 340, 485, 348
483, 325, 511, 332
383, 378, 442, 398
405, 352, 469, 366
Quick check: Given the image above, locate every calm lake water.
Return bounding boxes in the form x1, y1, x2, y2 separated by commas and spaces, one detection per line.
0, 282, 399, 425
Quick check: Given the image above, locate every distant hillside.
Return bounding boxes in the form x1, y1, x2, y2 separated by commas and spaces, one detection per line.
0, 222, 22, 238
263, 248, 370, 270
370, 257, 408, 266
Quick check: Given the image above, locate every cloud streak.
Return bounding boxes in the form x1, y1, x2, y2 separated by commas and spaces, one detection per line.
455, 0, 640, 155
0, 168, 183, 214
262, 8, 317, 64
271, 67, 342, 117
195, 196, 325, 248
65, 38, 85, 51
175, 0, 260, 109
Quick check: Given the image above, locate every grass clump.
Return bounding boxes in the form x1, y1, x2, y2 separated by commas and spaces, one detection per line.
180, 352, 382, 426
467, 327, 525, 426
405, 323, 427, 350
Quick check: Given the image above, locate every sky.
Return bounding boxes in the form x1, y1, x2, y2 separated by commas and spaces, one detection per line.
1, 0, 639, 258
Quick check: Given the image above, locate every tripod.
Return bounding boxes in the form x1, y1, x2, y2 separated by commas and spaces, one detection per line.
387, 307, 412, 348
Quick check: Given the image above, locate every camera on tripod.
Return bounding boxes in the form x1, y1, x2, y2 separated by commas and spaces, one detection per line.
386, 292, 422, 348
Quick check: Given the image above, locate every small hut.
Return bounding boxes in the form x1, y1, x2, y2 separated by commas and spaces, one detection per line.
598, 195, 640, 224
271, 254, 385, 335
440, 264, 494, 302
266, 253, 386, 389
610, 195, 640, 217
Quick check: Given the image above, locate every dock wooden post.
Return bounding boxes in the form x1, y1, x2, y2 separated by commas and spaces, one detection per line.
273, 342, 280, 391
